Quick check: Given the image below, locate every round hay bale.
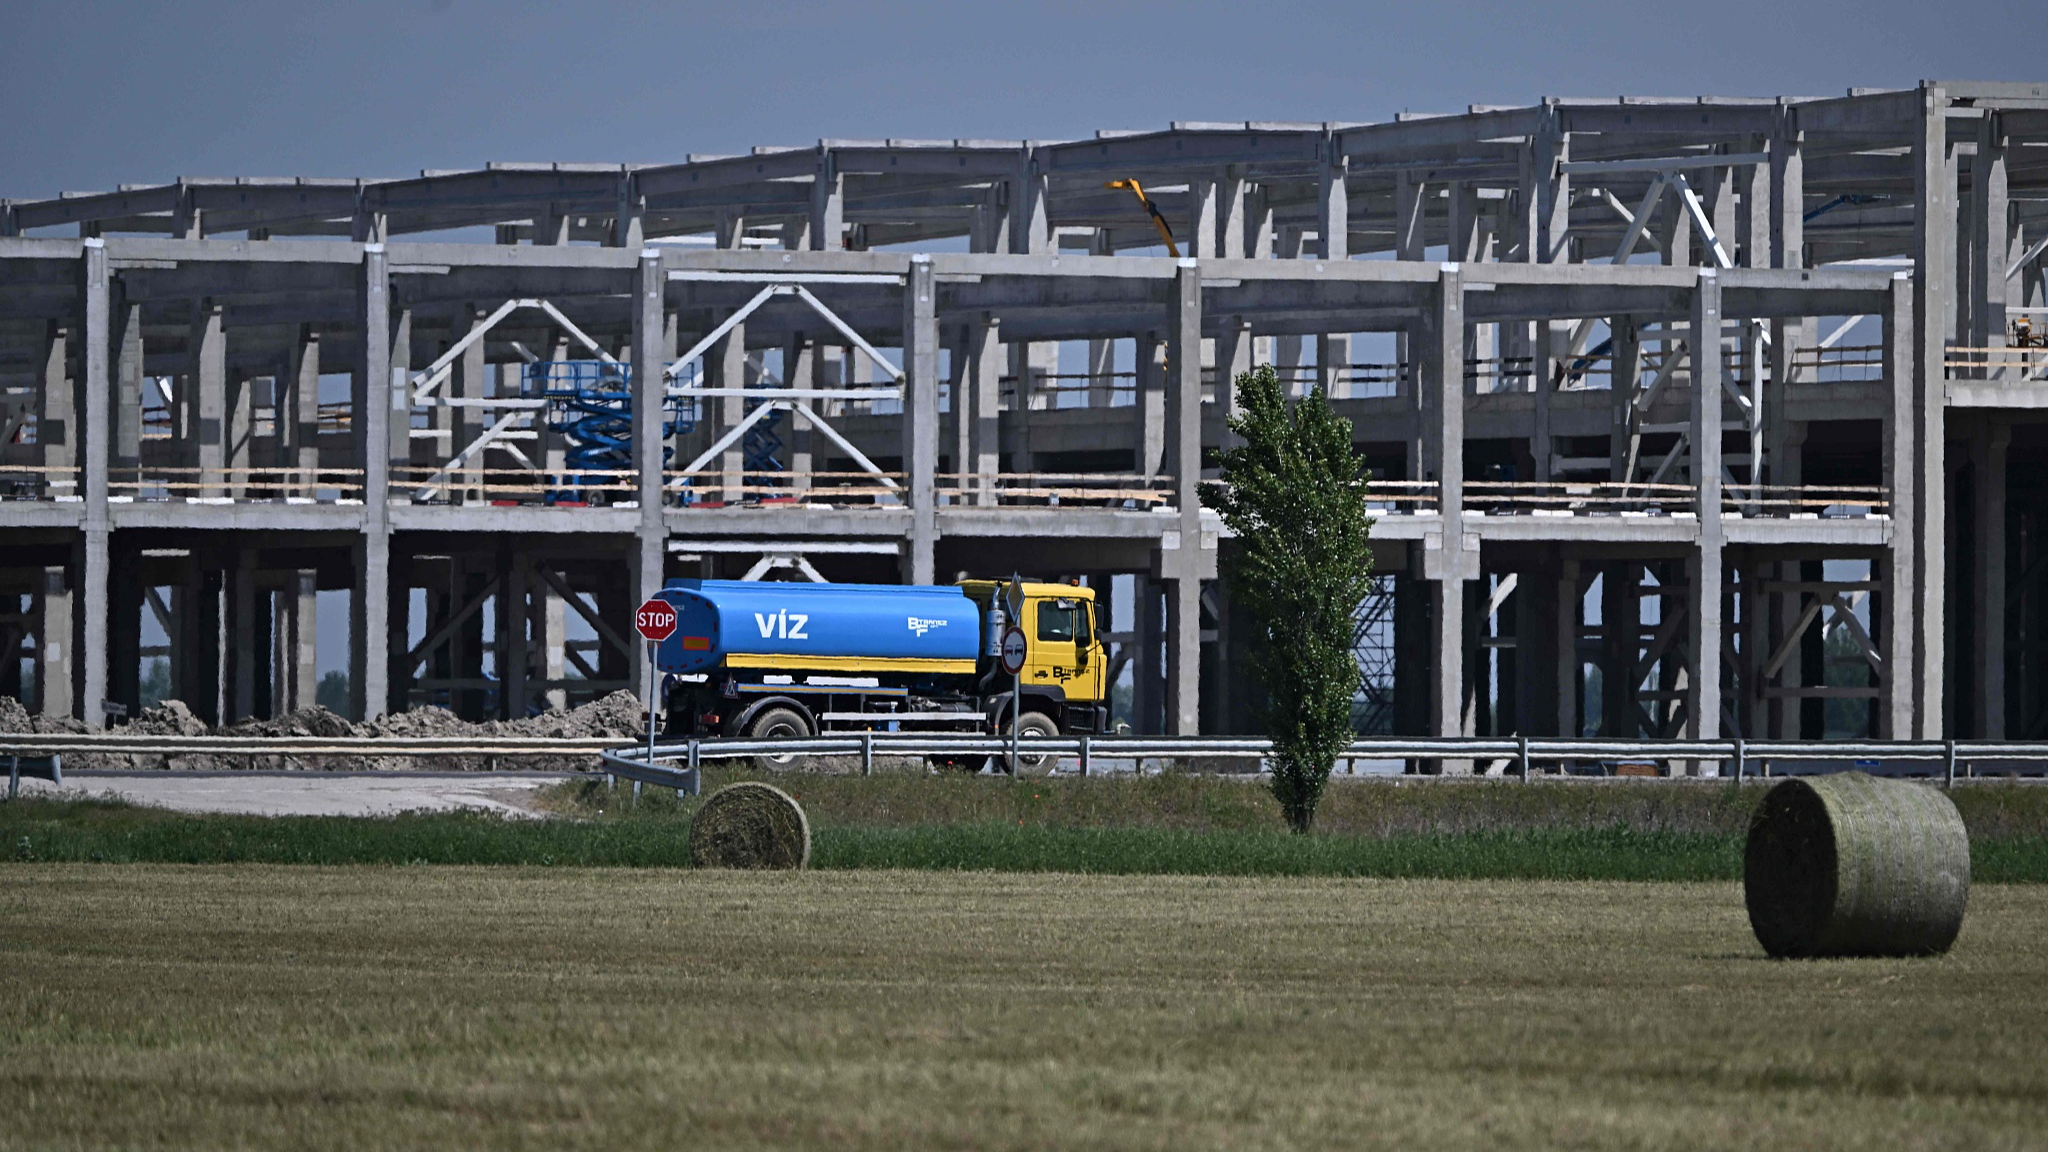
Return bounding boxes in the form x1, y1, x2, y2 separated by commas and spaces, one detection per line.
688, 782, 811, 870
1744, 772, 1969, 959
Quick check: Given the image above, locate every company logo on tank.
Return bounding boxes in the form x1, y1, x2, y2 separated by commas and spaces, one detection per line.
754, 610, 811, 639
906, 616, 948, 636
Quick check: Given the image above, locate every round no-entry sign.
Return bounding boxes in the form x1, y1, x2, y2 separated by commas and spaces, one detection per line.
635, 597, 678, 642
999, 627, 1028, 676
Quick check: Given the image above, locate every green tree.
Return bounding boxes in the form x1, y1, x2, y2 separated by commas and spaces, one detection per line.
315, 671, 350, 716
1200, 366, 1377, 833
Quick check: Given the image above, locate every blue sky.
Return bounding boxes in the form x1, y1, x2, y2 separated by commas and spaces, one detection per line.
5, 0, 2043, 200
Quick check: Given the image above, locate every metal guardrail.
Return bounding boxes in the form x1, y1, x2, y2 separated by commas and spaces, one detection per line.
6, 733, 2045, 793
601, 734, 2048, 791
5, 753, 60, 800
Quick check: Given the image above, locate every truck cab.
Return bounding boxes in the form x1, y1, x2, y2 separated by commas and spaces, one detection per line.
957, 580, 1106, 706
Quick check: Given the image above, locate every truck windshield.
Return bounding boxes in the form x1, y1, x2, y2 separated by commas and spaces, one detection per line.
1037, 600, 1081, 643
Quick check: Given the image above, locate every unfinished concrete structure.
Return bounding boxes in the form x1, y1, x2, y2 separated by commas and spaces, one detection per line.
3, 81, 2045, 754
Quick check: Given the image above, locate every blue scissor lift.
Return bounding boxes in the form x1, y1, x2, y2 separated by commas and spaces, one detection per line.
523, 360, 789, 504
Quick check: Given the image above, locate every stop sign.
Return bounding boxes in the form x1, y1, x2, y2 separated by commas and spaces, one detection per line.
635, 597, 678, 642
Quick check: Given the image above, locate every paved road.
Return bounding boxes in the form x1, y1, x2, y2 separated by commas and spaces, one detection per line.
21, 771, 573, 818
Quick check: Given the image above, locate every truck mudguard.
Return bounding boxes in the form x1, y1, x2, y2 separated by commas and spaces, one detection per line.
654, 580, 982, 676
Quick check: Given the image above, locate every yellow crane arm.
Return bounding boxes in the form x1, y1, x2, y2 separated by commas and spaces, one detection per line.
1105, 180, 1179, 258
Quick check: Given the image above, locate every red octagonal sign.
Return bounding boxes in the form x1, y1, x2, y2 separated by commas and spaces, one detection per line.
635, 597, 678, 643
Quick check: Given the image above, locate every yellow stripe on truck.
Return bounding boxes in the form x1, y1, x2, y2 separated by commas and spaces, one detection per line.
724, 654, 980, 675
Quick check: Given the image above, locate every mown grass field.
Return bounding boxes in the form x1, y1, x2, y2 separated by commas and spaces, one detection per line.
2, 867, 2044, 1151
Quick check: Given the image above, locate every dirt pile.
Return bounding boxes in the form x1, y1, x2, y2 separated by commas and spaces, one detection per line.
135, 700, 209, 737
220, 706, 357, 739
2, 692, 643, 772
0, 694, 30, 734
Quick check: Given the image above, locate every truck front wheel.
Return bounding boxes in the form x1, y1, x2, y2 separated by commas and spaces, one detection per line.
1005, 711, 1059, 776
746, 706, 813, 770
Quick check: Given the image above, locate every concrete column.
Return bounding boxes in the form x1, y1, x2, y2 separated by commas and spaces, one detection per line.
611, 175, 644, 249
1701, 158, 1736, 268
539, 568, 567, 711
1272, 229, 1305, 382
289, 569, 317, 711
498, 547, 528, 720
81, 238, 109, 723
1447, 183, 1480, 263
452, 306, 488, 499
37, 566, 71, 718
998, 164, 1055, 429
1881, 275, 1919, 738
785, 333, 814, 495
1129, 330, 1163, 478
1217, 168, 1247, 260
632, 250, 666, 697
1689, 271, 1725, 749
1316, 154, 1348, 396
387, 306, 412, 494
37, 321, 75, 497
901, 255, 938, 584
1534, 117, 1570, 264
1421, 266, 1472, 745
1604, 562, 1637, 736
943, 324, 968, 499
1393, 173, 1425, 377
1515, 549, 1561, 736
1972, 423, 2009, 737
714, 314, 747, 505
1085, 231, 1115, 406
112, 288, 142, 475
1736, 136, 1768, 268
1609, 318, 1638, 480
226, 366, 253, 500
1770, 111, 1805, 271
1530, 309, 1554, 479
1163, 260, 1204, 736
352, 245, 392, 720
1009, 152, 1050, 257
1913, 86, 1953, 735
1188, 175, 1218, 259
810, 152, 843, 251
969, 314, 1001, 506
1134, 578, 1163, 733
288, 326, 321, 492
1968, 117, 2009, 372
1216, 315, 1253, 448
1557, 558, 1581, 737
191, 301, 225, 498
229, 552, 257, 721
1659, 180, 1694, 266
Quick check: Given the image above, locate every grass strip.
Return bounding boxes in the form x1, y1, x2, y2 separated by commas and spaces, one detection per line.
7, 796, 2048, 880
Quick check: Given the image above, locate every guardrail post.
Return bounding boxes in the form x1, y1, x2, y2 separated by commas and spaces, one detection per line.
1731, 737, 1746, 786
6, 754, 16, 801
1517, 735, 1530, 782
1944, 739, 1957, 789
631, 780, 642, 806
861, 731, 873, 777
688, 738, 700, 773
1080, 735, 1091, 778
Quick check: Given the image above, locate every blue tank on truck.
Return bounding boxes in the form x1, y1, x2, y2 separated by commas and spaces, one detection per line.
652, 579, 982, 675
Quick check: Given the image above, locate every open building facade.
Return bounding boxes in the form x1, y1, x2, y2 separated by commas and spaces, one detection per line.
2, 80, 2045, 753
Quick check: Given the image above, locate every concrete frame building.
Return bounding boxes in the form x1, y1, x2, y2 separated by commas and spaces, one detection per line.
2, 81, 2045, 755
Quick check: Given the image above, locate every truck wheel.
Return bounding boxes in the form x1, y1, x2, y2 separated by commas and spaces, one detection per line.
1004, 711, 1059, 775
746, 706, 812, 771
